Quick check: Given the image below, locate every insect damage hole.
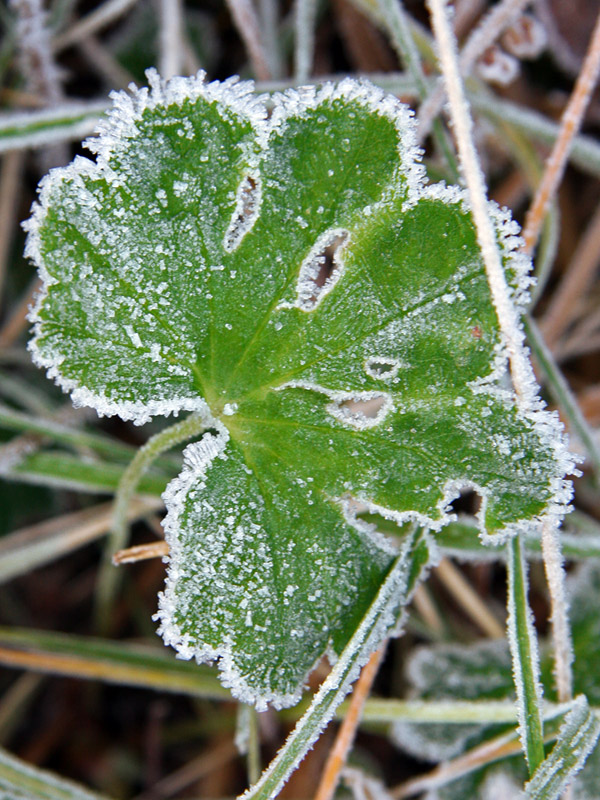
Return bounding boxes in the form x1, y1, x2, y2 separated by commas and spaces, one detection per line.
296, 228, 349, 311
328, 392, 393, 430
223, 173, 261, 253
365, 357, 400, 381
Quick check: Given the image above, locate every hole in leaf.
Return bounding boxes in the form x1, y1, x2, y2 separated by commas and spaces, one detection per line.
327, 392, 392, 429
297, 229, 349, 311
223, 174, 261, 252
365, 357, 400, 381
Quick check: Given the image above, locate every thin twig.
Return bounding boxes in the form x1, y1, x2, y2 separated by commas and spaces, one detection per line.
113, 540, 169, 565
78, 35, 136, 89
314, 645, 387, 800
521, 9, 600, 255
0, 276, 41, 348
541, 202, 600, 346
392, 728, 522, 798
225, 0, 272, 81
411, 584, 445, 636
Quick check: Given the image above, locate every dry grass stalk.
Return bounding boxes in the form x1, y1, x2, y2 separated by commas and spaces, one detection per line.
225, 0, 272, 81
0, 151, 25, 307
541, 202, 600, 346
436, 558, 505, 638
53, 0, 140, 53
313, 645, 387, 800
113, 540, 170, 565
521, 10, 600, 255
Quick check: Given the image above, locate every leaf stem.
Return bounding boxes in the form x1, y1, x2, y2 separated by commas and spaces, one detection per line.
507, 535, 545, 775
95, 411, 211, 632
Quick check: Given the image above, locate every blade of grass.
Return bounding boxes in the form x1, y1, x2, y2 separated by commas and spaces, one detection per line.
0, 402, 137, 462
375, 0, 459, 180
0, 101, 108, 153
0, 744, 113, 800
294, 0, 317, 82
0, 627, 229, 699
5, 450, 169, 495
507, 535, 545, 774
525, 696, 600, 800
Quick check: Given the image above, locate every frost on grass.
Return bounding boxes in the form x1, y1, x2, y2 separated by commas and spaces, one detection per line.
25, 70, 574, 707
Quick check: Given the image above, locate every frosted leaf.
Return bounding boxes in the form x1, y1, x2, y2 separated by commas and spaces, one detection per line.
26, 70, 573, 707
392, 640, 514, 762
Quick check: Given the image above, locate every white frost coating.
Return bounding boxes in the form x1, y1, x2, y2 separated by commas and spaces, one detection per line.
86, 68, 267, 166
223, 172, 262, 253
339, 497, 398, 557
412, 181, 577, 545
295, 228, 349, 311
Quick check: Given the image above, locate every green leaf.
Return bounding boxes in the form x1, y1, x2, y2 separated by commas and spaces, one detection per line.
243, 527, 431, 800
25, 71, 572, 707
525, 696, 600, 800
391, 638, 515, 762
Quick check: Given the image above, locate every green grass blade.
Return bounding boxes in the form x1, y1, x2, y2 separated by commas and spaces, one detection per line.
0, 102, 108, 153
525, 696, 600, 799
0, 403, 137, 462
0, 744, 113, 800
5, 452, 168, 495
507, 535, 545, 775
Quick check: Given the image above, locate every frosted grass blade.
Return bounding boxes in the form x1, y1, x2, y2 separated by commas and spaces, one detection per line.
507, 535, 545, 774
525, 696, 600, 799
0, 744, 112, 800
